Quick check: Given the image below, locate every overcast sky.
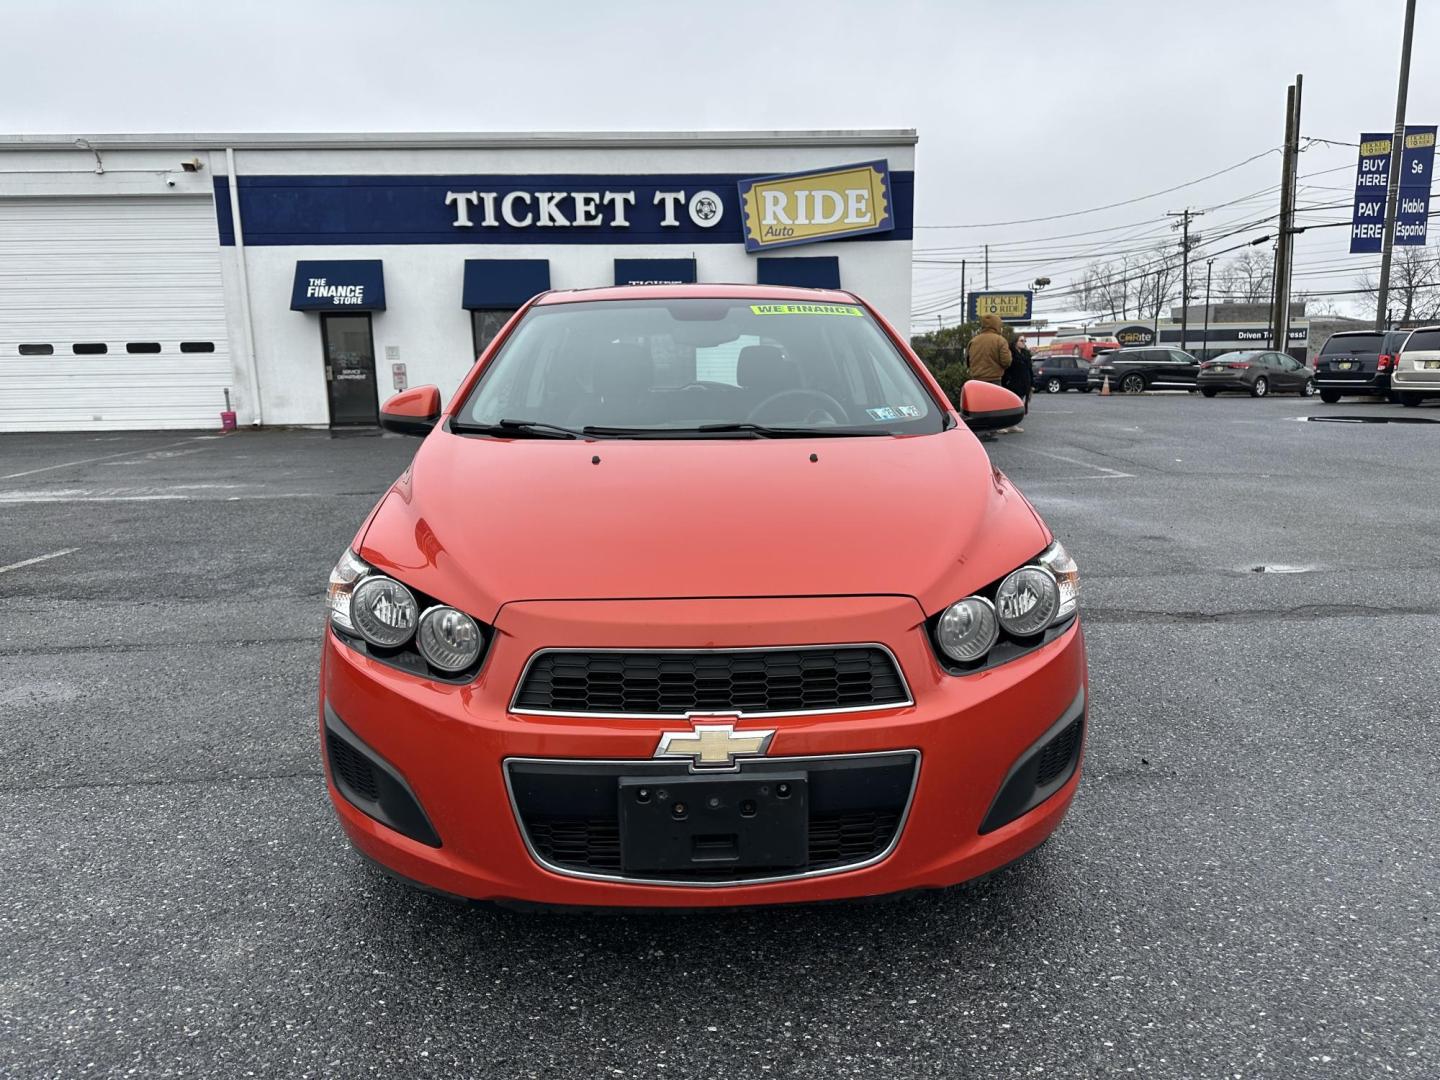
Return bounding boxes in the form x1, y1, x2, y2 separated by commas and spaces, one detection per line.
3, 0, 1435, 323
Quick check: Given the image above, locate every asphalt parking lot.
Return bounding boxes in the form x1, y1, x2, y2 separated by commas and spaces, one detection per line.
2, 394, 1437, 1079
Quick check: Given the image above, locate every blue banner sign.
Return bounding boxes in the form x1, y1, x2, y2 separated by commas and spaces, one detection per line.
1350, 132, 1392, 254
1397, 125, 1436, 246
1350, 126, 1436, 252
216, 172, 914, 247
289, 260, 385, 310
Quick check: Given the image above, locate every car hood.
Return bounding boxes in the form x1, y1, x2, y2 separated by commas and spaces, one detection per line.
358, 427, 1050, 621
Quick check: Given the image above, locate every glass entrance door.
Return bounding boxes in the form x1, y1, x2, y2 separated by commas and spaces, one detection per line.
321, 314, 379, 426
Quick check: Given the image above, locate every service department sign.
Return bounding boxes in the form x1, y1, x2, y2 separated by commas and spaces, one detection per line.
737, 160, 894, 252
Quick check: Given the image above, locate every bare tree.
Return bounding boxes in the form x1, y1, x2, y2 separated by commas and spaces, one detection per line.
1213, 248, 1274, 303
1073, 241, 1184, 320
1354, 246, 1440, 324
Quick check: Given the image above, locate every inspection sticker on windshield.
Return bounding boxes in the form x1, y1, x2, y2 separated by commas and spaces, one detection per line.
867, 406, 900, 421
750, 303, 864, 317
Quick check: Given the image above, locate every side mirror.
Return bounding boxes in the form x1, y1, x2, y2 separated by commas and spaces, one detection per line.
959, 380, 1026, 432
379, 385, 441, 436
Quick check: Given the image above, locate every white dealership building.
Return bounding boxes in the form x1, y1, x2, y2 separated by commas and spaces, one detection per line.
0, 130, 917, 431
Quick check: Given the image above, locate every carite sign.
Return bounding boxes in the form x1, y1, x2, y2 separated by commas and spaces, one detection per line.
967, 291, 1034, 323
1350, 126, 1436, 253
1114, 324, 1155, 347
737, 161, 895, 252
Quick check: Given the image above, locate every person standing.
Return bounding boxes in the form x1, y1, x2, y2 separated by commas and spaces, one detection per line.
1001, 333, 1033, 433
966, 313, 1012, 384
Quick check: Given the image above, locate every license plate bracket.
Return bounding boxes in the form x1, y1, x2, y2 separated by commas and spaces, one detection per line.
618, 772, 808, 872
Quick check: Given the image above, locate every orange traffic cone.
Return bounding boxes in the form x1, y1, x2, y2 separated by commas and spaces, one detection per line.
1101, 375, 1111, 396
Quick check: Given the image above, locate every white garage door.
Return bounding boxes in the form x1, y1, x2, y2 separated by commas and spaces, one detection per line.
0, 195, 232, 431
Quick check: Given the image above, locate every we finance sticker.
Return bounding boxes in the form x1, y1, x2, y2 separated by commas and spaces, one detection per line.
750, 303, 864, 317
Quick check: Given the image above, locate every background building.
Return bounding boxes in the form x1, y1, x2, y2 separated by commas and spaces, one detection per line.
0, 130, 916, 431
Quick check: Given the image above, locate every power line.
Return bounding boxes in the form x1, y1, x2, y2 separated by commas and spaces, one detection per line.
912, 147, 1281, 230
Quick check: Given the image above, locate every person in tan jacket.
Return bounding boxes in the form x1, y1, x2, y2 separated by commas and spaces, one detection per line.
967, 313, 1013, 383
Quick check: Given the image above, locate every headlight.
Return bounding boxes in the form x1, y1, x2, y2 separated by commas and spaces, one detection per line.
350, 575, 419, 647
935, 596, 999, 663
326, 549, 369, 634
995, 565, 1060, 637
1037, 540, 1080, 622
416, 606, 483, 672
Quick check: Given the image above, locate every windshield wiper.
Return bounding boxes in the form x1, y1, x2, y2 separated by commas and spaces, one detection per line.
694, 422, 892, 438
451, 418, 588, 440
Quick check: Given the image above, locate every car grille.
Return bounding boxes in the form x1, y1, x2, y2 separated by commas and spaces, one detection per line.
512, 647, 909, 717
327, 730, 380, 802
507, 753, 917, 883
1034, 718, 1082, 787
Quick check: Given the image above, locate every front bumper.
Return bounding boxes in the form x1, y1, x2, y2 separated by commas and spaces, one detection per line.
318, 595, 1088, 907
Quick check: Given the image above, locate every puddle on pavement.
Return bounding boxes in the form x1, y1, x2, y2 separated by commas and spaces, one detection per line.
1306, 415, 1440, 424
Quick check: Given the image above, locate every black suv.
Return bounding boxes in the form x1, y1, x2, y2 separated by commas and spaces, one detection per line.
1313, 329, 1410, 402
1032, 354, 1093, 393
1086, 347, 1201, 393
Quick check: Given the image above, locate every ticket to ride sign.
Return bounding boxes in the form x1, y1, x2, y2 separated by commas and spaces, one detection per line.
967, 291, 1034, 323
738, 160, 894, 252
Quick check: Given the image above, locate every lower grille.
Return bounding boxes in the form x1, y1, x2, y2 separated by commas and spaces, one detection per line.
508, 753, 917, 884
512, 646, 909, 717
327, 731, 380, 801
1035, 718, 1082, 786
525, 809, 902, 876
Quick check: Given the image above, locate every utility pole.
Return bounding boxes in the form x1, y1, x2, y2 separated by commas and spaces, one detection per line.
1203, 258, 1215, 362
961, 258, 967, 324
1152, 271, 1162, 342
984, 244, 990, 289
1271, 76, 1302, 351
1376, 0, 1417, 331
1167, 208, 1205, 352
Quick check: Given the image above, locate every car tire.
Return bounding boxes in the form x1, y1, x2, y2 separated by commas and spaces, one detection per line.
1319, 389, 1342, 403
1251, 376, 1269, 398
1045, 377, 1063, 394
1121, 373, 1146, 394
1302, 378, 1316, 397
1079, 386, 1093, 393
1399, 392, 1422, 407
1201, 388, 1218, 398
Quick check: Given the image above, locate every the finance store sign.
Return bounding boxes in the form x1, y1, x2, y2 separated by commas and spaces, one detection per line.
217, 161, 910, 252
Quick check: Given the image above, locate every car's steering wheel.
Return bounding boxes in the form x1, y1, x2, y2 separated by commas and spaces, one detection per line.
746, 388, 851, 426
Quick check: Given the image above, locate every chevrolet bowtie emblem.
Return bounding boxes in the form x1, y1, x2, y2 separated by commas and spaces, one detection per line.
654, 723, 775, 769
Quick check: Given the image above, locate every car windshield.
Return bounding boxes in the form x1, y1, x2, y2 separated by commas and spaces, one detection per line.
1212, 352, 1260, 362
454, 298, 943, 437
1322, 334, 1384, 355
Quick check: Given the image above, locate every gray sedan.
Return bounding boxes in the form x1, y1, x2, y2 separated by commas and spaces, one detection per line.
1198, 351, 1316, 398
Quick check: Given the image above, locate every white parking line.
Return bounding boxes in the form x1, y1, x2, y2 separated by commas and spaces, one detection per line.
0, 547, 78, 575
0, 436, 216, 480
999, 444, 1137, 479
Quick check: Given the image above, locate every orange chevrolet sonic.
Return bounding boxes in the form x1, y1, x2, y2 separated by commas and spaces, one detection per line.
319, 284, 1086, 907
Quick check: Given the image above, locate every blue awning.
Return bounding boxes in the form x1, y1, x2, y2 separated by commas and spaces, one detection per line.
614, 258, 697, 286
462, 259, 551, 309
290, 260, 385, 311
756, 256, 841, 289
